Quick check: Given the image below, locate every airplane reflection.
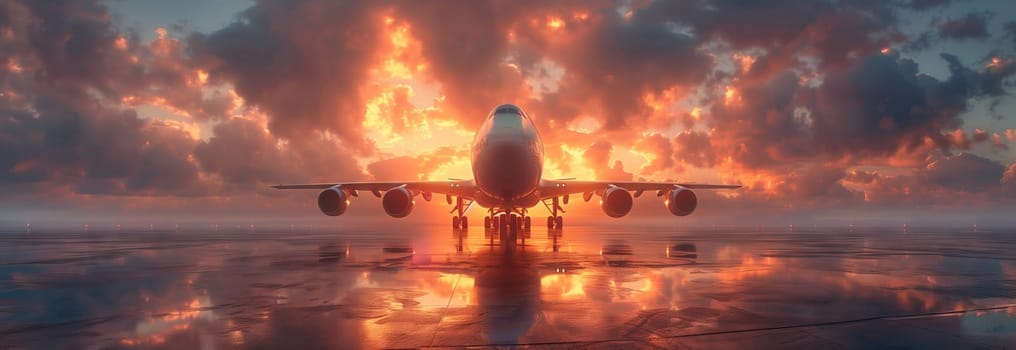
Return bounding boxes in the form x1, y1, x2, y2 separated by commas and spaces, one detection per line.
453, 228, 466, 252
442, 230, 699, 346
667, 242, 697, 260
601, 240, 634, 267
318, 243, 348, 263
473, 248, 541, 345
549, 228, 562, 252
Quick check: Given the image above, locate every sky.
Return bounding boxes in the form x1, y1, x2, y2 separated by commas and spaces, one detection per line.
1, 0, 1016, 224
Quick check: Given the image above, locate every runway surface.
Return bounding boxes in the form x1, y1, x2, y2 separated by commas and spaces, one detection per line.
1, 223, 1014, 349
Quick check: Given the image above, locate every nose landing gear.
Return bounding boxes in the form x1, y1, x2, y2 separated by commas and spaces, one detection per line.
484, 208, 532, 246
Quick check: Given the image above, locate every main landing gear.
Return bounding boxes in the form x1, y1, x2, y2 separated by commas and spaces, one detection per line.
542, 196, 566, 229
449, 196, 473, 229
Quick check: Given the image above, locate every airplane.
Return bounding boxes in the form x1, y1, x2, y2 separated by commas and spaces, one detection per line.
273, 103, 740, 240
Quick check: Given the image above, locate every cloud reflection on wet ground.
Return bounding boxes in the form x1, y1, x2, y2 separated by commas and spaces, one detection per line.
1, 224, 1014, 348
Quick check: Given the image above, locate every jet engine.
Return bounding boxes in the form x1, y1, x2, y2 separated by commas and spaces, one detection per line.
318, 186, 349, 216
382, 186, 415, 218
601, 186, 633, 218
666, 187, 697, 216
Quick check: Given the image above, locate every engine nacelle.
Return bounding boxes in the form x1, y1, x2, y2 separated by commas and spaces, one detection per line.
318, 186, 349, 216
382, 186, 414, 218
666, 187, 697, 216
601, 186, 633, 218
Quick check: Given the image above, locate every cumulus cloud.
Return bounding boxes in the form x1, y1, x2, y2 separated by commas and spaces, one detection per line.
0, 0, 207, 197
188, 1, 386, 153
582, 141, 632, 181
1003, 162, 1016, 189
366, 146, 465, 181
923, 153, 1006, 192
632, 133, 673, 175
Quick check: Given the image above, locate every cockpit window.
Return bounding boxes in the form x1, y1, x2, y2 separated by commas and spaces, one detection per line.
494, 106, 521, 115
492, 114, 523, 128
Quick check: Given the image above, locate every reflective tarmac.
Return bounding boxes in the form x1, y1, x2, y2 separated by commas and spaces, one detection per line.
1, 224, 1015, 349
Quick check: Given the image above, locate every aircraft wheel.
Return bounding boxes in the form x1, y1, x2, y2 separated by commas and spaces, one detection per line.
452, 215, 460, 229
555, 216, 563, 229
547, 216, 554, 228
460, 216, 468, 228
500, 214, 508, 233
524, 216, 532, 230
484, 216, 491, 229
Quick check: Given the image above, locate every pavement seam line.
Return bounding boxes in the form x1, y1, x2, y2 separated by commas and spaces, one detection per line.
426, 272, 462, 348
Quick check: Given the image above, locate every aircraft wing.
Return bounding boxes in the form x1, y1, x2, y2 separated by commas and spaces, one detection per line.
539, 179, 741, 199
272, 180, 478, 199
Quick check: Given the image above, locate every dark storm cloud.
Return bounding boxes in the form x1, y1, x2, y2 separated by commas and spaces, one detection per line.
810, 53, 966, 159
704, 50, 1010, 175
1005, 21, 1016, 47
907, 0, 951, 11
195, 118, 367, 189
975, 56, 1016, 97
3, 0, 375, 202
137, 34, 234, 121
936, 12, 991, 41
636, 0, 831, 48
0, 0, 226, 120
773, 166, 856, 201
15, 0, 137, 94
923, 153, 1005, 193
672, 130, 715, 168
194, 118, 289, 186
389, 1, 537, 129
0, 93, 205, 196
188, 0, 385, 153
635, 0, 900, 68
0, 0, 208, 196
844, 154, 1013, 205
544, 12, 711, 131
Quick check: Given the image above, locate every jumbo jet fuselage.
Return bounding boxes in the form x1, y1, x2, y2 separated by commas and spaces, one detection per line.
470, 104, 544, 209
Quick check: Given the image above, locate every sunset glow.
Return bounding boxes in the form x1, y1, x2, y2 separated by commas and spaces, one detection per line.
0, 0, 1011, 222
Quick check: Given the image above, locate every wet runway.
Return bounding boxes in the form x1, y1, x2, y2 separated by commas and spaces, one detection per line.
1, 223, 1015, 349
